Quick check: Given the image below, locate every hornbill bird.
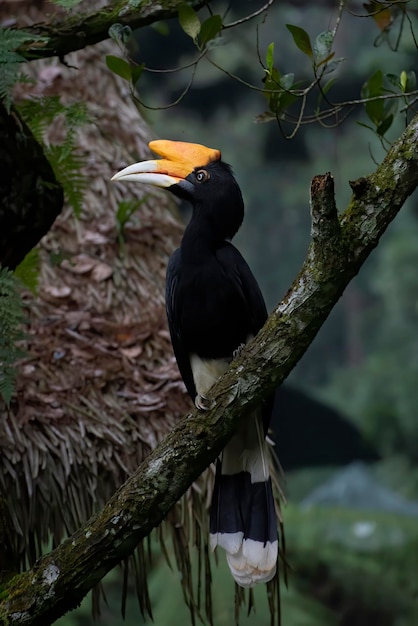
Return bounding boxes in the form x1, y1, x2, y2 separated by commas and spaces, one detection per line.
112, 140, 278, 587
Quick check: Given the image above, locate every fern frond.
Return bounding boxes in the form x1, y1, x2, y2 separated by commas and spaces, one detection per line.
18, 97, 90, 216
14, 249, 40, 294
17, 96, 64, 144
0, 267, 26, 406
0, 27, 44, 111
0, 28, 36, 57
116, 198, 147, 247
59, 101, 90, 161
47, 145, 88, 216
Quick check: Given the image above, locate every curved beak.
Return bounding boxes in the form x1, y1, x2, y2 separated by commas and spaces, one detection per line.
111, 140, 221, 188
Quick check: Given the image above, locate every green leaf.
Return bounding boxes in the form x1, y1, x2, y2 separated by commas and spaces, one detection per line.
313, 31, 333, 64
199, 15, 222, 47
322, 77, 337, 95
266, 42, 274, 72
362, 70, 384, 125
178, 4, 201, 41
105, 55, 132, 82
116, 198, 147, 247
356, 120, 375, 132
47, 145, 87, 217
315, 51, 335, 69
286, 24, 312, 58
279, 73, 294, 91
400, 70, 416, 93
377, 115, 394, 136
18, 96, 89, 217
406, 71, 416, 91
131, 63, 144, 85
0, 267, 26, 406
277, 91, 298, 115
108, 23, 132, 45
152, 21, 170, 36
366, 98, 385, 125
0, 27, 45, 112
386, 73, 401, 90
14, 249, 40, 293
263, 66, 297, 118
263, 66, 281, 109
363, 69, 383, 97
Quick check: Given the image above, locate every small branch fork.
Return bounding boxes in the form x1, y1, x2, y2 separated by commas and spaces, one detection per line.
2, 113, 418, 626
309, 173, 342, 278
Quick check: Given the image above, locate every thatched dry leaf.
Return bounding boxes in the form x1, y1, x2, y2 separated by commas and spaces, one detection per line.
43, 285, 72, 298
91, 261, 113, 282
0, 4, 282, 623
0, 1, 193, 589
61, 254, 97, 274
120, 346, 143, 360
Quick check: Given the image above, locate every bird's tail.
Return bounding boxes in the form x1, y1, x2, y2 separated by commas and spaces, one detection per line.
209, 413, 278, 587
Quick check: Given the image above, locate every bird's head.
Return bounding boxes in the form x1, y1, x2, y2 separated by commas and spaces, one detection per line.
112, 140, 244, 240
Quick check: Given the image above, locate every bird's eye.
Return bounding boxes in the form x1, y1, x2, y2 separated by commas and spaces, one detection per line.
195, 169, 209, 183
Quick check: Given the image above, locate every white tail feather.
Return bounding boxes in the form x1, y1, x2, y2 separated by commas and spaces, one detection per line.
226, 538, 278, 588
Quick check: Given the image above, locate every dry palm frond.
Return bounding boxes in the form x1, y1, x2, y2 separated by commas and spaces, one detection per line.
0, 2, 283, 623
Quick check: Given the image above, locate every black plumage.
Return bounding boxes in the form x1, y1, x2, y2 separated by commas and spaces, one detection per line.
165, 161, 267, 397
112, 140, 278, 587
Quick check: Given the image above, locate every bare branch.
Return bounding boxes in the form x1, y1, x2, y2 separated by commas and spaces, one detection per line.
223, 0, 276, 29
309, 173, 341, 278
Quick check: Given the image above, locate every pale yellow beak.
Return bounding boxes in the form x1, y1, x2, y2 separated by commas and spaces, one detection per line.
111, 140, 221, 187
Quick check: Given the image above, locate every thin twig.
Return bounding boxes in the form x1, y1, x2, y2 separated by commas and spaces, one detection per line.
133, 64, 198, 110
223, 0, 275, 30
142, 50, 208, 74
332, 0, 346, 38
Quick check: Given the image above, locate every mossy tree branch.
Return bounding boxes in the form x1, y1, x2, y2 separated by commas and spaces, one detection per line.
15, 0, 210, 60
1, 115, 418, 625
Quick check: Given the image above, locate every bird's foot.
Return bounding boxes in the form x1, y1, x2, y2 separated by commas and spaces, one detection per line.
195, 393, 215, 411
233, 343, 246, 359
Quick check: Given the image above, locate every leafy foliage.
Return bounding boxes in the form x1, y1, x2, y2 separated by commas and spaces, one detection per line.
0, 268, 25, 406
14, 249, 40, 294
0, 27, 41, 112
360, 69, 417, 141
178, 5, 222, 50
115, 198, 147, 248
17, 96, 90, 216
286, 24, 313, 58
262, 42, 298, 121
106, 54, 144, 85
47, 144, 87, 217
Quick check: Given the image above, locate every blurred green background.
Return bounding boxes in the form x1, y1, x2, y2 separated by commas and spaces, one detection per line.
59, 1, 418, 624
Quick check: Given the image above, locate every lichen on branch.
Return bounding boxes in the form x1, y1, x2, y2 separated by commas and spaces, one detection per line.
14, 0, 209, 60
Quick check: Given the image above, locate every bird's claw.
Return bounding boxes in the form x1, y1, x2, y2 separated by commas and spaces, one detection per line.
195, 393, 215, 411
233, 343, 246, 359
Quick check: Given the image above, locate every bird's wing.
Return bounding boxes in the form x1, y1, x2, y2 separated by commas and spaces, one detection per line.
216, 243, 274, 432
166, 243, 270, 408
215, 242, 268, 336
166, 249, 197, 400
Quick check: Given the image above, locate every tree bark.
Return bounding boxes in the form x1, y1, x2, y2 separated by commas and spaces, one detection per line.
0, 103, 63, 269
1, 113, 417, 625
15, 0, 209, 60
